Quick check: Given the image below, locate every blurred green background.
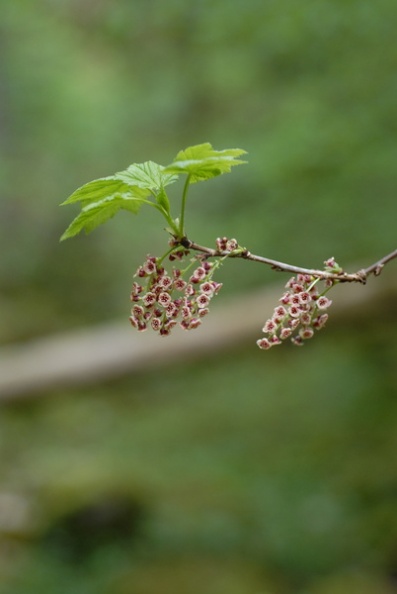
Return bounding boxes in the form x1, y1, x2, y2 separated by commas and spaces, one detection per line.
0, 1, 396, 592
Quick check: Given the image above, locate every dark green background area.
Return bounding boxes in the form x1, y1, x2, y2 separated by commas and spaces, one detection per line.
0, 1, 396, 592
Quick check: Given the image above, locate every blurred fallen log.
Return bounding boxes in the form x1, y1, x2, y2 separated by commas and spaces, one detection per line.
0, 274, 396, 401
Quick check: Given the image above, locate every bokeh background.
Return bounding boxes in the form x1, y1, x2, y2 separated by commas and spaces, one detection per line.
1, 1, 397, 592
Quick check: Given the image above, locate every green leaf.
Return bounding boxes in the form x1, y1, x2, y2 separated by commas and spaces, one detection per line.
60, 194, 146, 241
115, 161, 178, 192
164, 142, 247, 183
61, 176, 150, 206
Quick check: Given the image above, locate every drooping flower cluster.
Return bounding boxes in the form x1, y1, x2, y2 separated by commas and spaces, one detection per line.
129, 253, 222, 336
257, 270, 334, 349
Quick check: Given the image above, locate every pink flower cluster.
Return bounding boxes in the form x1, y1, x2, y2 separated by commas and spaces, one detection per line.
257, 273, 333, 349
216, 237, 239, 252
129, 255, 222, 335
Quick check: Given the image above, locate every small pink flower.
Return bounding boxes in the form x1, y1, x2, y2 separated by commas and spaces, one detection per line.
197, 293, 210, 309
185, 284, 196, 296
200, 281, 215, 295
257, 337, 272, 350
324, 257, 337, 268
279, 292, 291, 305
297, 274, 313, 284
169, 250, 185, 261
158, 275, 173, 289
226, 238, 238, 251
288, 305, 301, 318
143, 258, 157, 275
313, 313, 329, 329
298, 292, 311, 305
299, 327, 314, 340
272, 315, 284, 325
158, 292, 172, 307
165, 302, 178, 318
216, 237, 228, 251
143, 292, 156, 307
285, 278, 295, 289
174, 278, 187, 291
129, 316, 139, 328
317, 296, 332, 309
191, 266, 206, 281
289, 318, 300, 330
151, 318, 162, 331
291, 294, 302, 306
291, 283, 304, 294
131, 305, 144, 317
131, 282, 143, 296
181, 318, 201, 330
280, 327, 292, 340
198, 308, 209, 317
274, 305, 287, 317
211, 281, 223, 294
263, 319, 277, 334
299, 312, 312, 326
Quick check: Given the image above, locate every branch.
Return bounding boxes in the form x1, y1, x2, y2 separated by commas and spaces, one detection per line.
179, 239, 397, 284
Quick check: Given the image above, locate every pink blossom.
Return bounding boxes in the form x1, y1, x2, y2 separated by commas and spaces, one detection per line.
280, 327, 292, 339
257, 337, 272, 350
143, 258, 157, 275
299, 327, 314, 340
299, 312, 312, 326
216, 237, 228, 251
288, 305, 301, 318
226, 238, 238, 251
313, 313, 329, 329
263, 319, 277, 334
298, 292, 311, 305
317, 296, 332, 309
165, 302, 178, 318
132, 305, 144, 317
279, 292, 291, 305
197, 293, 210, 309
191, 266, 206, 281
143, 292, 156, 307
158, 275, 173, 289
274, 305, 287, 317
151, 318, 162, 331
174, 278, 187, 291
158, 292, 172, 307
200, 281, 215, 295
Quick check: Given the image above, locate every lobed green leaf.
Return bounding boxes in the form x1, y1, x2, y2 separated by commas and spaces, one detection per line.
114, 161, 178, 192
61, 176, 150, 207
164, 142, 247, 183
60, 194, 146, 241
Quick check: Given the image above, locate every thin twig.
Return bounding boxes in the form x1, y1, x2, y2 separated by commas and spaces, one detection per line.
359, 248, 397, 277
179, 239, 397, 284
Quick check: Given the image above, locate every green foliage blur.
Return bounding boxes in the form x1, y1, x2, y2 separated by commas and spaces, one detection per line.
0, 1, 396, 593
